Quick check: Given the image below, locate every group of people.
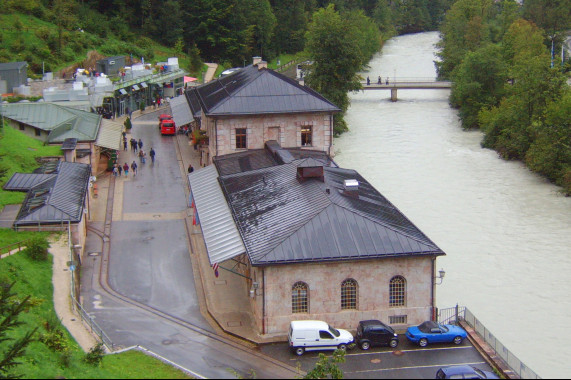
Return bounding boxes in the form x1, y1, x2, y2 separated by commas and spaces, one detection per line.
115, 133, 157, 178
366, 76, 390, 85
112, 161, 138, 177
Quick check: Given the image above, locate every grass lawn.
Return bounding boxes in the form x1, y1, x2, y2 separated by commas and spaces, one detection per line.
0, 229, 52, 253
0, 252, 193, 379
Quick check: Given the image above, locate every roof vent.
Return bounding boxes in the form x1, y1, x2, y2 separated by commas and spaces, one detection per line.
297, 158, 324, 183
253, 56, 262, 66
343, 179, 359, 197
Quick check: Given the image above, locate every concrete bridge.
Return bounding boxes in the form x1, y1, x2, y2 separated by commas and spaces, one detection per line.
360, 78, 452, 101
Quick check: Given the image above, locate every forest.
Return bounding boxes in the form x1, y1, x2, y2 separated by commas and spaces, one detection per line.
437, 0, 571, 194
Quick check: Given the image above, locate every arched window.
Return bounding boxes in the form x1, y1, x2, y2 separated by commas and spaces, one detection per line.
341, 279, 358, 310
292, 282, 309, 314
389, 276, 406, 307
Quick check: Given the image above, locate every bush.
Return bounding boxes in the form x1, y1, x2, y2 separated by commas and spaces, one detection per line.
24, 236, 50, 261
40, 329, 69, 352
85, 343, 105, 366
124, 118, 132, 130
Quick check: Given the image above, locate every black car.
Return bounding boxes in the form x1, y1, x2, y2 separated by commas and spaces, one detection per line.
356, 320, 399, 350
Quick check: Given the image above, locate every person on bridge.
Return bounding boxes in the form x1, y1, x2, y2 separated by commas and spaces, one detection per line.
366, 76, 370, 85
386, 77, 389, 85
378, 76, 381, 84
149, 148, 156, 163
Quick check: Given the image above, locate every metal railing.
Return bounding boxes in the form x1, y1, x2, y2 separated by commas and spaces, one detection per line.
71, 296, 114, 350
0, 241, 27, 257
438, 305, 541, 379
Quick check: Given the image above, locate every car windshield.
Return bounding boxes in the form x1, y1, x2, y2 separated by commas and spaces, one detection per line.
328, 325, 340, 337
473, 368, 485, 378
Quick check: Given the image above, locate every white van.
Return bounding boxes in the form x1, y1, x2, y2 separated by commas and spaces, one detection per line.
288, 320, 354, 356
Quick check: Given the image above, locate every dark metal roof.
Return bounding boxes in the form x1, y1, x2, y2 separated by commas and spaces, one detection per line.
217, 158, 445, 266
214, 146, 337, 177
61, 138, 78, 151
3, 173, 56, 191
13, 162, 91, 226
187, 65, 341, 117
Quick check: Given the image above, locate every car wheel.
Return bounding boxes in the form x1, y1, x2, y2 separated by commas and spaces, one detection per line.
419, 338, 428, 347
390, 339, 398, 348
295, 347, 305, 356
360, 341, 371, 350
338, 344, 347, 351
453, 336, 463, 345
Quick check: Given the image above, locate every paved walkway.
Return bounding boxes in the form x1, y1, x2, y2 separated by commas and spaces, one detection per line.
204, 63, 218, 83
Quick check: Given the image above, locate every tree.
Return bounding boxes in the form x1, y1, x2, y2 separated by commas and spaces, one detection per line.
0, 282, 37, 379
436, 0, 494, 79
50, 0, 77, 57
450, 43, 507, 129
305, 4, 378, 135
303, 349, 345, 379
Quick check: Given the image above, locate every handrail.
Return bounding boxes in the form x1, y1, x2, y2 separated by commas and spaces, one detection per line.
0, 240, 27, 257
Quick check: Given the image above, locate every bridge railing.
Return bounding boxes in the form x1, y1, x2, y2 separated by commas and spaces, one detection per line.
361, 77, 450, 84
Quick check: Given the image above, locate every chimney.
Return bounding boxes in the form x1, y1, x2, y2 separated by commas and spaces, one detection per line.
343, 179, 359, 197
257, 61, 268, 70
253, 56, 262, 66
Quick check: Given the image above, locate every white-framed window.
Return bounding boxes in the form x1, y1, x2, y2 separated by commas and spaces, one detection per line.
341, 279, 358, 310
292, 282, 309, 314
389, 276, 406, 307
301, 125, 312, 146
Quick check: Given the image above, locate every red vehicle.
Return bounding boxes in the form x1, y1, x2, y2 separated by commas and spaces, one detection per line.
160, 119, 176, 135
158, 114, 173, 129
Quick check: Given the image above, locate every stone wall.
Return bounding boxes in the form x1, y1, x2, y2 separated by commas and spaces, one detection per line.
202, 113, 333, 164
250, 256, 436, 335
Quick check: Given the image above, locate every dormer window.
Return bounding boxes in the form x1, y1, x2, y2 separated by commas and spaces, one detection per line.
301, 125, 312, 147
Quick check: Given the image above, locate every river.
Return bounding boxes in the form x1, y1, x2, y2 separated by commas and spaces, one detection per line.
333, 31, 571, 379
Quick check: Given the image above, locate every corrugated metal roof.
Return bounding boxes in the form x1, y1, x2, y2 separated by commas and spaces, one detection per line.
13, 161, 91, 226
170, 95, 193, 126
188, 165, 246, 264
96, 119, 123, 150
188, 65, 341, 116
2, 103, 101, 143
217, 158, 445, 266
61, 138, 78, 150
0, 62, 27, 71
3, 173, 56, 191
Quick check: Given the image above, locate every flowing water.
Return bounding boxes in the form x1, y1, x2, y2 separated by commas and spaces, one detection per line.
333, 31, 571, 379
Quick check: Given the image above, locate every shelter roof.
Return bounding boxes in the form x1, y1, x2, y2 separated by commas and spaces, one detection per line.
13, 161, 91, 226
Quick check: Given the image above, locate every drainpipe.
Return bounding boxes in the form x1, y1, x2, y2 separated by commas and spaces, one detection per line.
215, 119, 218, 160
262, 267, 266, 335
431, 257, 436, 321
329, 113, 333, 156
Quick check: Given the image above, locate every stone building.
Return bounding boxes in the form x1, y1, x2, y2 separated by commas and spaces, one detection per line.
182, 60, 340, 166
189, 143, 446, 336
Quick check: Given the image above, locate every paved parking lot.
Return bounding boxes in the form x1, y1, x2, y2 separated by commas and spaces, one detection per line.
260, 335, 496, 378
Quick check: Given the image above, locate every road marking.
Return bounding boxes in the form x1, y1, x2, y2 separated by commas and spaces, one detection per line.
347, 361, 487, 374
122, 212, 185, 221
344, 345, 474, 357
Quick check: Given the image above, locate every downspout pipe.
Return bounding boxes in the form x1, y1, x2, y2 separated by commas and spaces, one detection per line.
329, 113, 333, 157
215, 119, 218, 159
262, 267, 266, 335
431, 257, 436, 321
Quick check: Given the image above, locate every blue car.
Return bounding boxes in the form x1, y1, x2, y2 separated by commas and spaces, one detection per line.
406, 321, 467, 347
436, 365, 499, 379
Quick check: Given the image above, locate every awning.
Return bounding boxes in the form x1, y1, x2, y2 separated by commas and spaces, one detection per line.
132, 84, 140, 91
141, 82, 148, 88
119, 89, 127, 95
184, 76, 198, 83
96, 119, 123, 151
188, 165, 246, 265
170, 95, 193, 127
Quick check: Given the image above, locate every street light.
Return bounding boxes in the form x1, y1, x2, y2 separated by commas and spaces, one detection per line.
435, 268, 446, 285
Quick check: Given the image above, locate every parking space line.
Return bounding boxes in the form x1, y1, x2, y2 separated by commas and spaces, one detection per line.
346, 361, 487, 374
344, 345, 474, 357
288, 345, 474, 361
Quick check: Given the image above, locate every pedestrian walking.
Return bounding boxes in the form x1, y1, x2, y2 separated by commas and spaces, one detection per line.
153, 99, 156, 109
386, 77, 389, 85
131, 161, 138, 176
188, 164, 194, 173
139, 149, 146, 163
367, 76, 370, 85
112, 165, 118, 177
123, 162, 129, 176
149, 148, 156, 163
123, 137, 128, 151
131, 138, 138, 153
378, 76, 382, 84
138, 139, 143, 150
117, 164, 123, 176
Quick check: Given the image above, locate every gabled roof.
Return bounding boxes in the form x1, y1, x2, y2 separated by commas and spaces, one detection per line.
1, 103, 101, 143
11, 161, 91, 226
170, 94, 194, 126
3, 173, 56, 191
186, 65, 341, 117
214, 154, 445, 266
